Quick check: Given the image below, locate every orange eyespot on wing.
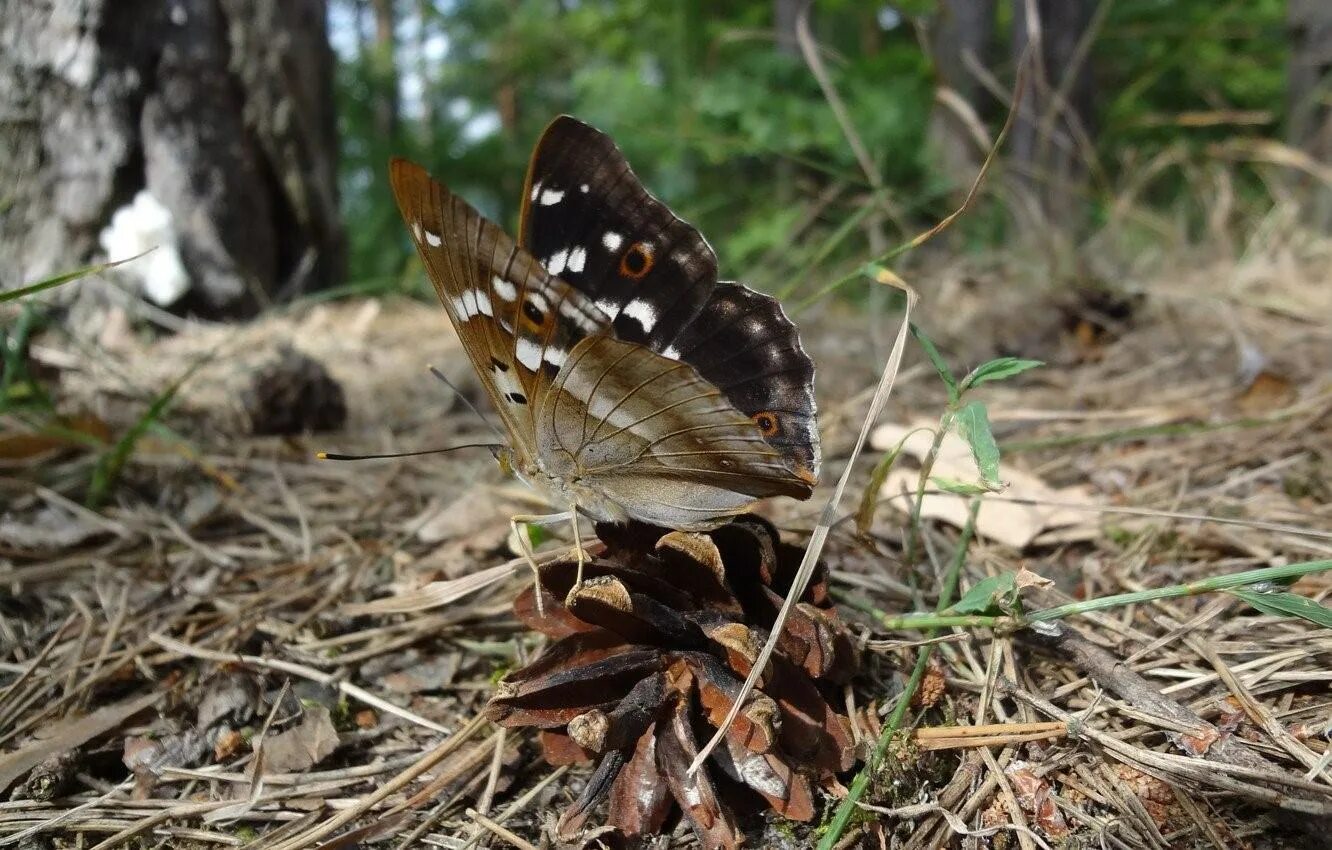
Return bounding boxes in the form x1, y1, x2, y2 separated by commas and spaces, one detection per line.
792, 461, 818, 486
619, 242, 655, 280
752, 411, 780, 437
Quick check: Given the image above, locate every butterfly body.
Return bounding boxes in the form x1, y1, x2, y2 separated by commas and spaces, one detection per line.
391, 116, 820, 530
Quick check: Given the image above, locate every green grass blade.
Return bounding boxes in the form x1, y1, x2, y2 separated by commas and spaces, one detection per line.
1, 306, 52, 413
819, 500, 981, 849
86, 353, 212, 510
0, 249, 155, 305
1228, 589, 1332, 628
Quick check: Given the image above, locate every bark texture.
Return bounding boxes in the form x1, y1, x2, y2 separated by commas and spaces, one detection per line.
1288, 0, 1332, 226
1009, 0, 1098, 230
927, 0, 997, 190
0, 0, 345, 317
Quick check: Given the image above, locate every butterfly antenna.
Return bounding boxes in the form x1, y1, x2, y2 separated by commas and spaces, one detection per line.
316, 443, 503, 461
428, 364, 506, 442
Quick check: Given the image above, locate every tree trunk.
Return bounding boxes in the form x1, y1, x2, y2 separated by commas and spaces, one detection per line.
0, 0, 345, 318
927, 0, 997, 195
1288, 0, 1332, 226
370, 0, 399, 141
774, 0, 800, 56
772, 0, 801, 207
415, 0, 434, 136
1009, 0, 1098, 231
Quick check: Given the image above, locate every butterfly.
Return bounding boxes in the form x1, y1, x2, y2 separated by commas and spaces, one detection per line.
389, 116, 820, 558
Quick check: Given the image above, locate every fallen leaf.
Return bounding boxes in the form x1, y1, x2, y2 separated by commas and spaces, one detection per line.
412, 492, 509, 545
122, 729, 207, 776
380, 653, 462, 694
1014, 568, 1054, 590
1236, 370, 1296, 415
870, 421, 1096, 549
0, 505, 116, 550
1005, 760, 1070, 839
260, 705, 339, 773
197, 671, 259, 729
0, 690, 165, 793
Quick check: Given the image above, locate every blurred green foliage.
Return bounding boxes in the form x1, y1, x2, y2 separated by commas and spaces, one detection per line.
332, 0, 1290, 293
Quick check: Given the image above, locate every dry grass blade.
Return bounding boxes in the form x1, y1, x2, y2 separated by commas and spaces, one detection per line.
149, 633, 452, 734
341, 556, 529, 615
691, 32, 1030, 784
262, 714, 488, 850
0, 689, 164, 790
689, 277, 916, 775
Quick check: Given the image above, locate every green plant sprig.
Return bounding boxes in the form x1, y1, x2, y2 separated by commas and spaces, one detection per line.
875, 558, 1332, 631
889, 324, 1043, 564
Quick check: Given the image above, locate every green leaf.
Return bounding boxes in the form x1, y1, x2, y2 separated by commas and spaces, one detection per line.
909, 323, 958, 404
86, 353, 212, 510
0, 249, 155, 305
1229, 589, 1332, 628
955, 401, 1002, 489
1, 306, 54, 414
526, 523, 547, 548
949, 572, 1018, 616
960, 358, 1044, 392
855, 431, 922, 537
930, 476, 991, 496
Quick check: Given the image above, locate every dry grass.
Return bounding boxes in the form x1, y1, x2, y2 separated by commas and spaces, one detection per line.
1, 231, 1330, 848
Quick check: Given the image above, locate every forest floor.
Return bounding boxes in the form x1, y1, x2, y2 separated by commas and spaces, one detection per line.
2, 232, 1331, 849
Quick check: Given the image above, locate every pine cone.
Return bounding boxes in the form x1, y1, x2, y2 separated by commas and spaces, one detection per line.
486, 516, 859, 849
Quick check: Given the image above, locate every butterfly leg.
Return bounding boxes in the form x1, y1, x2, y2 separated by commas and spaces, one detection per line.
569, 505, 587, 588
509, 511, 574, 617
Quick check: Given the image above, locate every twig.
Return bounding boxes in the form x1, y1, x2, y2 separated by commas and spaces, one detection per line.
263, 714, 488, 850
689, 275, 918, 778
148, 633, 452, 735
465, 808, 538, 850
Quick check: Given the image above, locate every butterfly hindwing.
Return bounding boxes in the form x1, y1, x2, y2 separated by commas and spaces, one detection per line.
519, 116, 718, 353
536, 336, 811, 529
390, 158, 611, 461
662, 283, 820, 487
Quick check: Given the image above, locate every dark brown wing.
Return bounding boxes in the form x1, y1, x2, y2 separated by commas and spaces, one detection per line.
518, 116, 719, 353
520, 117, 820, 488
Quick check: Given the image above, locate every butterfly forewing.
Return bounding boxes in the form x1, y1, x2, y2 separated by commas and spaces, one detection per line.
519, 116, 718, 353
389, 158, 611, 462
520, 118, 821, 491
536, 336, 810, 529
